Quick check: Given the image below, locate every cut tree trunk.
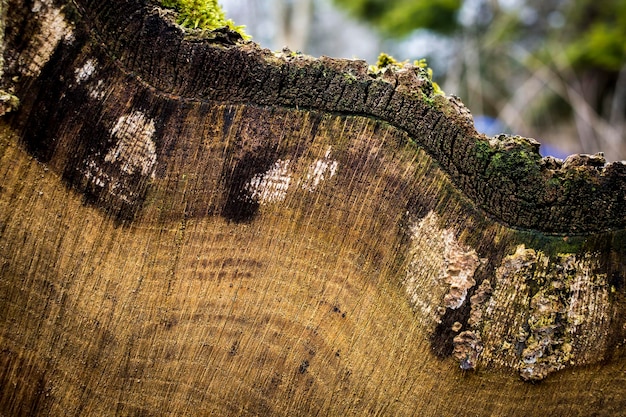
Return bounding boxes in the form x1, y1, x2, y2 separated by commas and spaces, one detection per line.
1, 1, 625, 416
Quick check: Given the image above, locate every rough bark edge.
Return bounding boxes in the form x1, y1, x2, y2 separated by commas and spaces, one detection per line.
5, 0, 626, 234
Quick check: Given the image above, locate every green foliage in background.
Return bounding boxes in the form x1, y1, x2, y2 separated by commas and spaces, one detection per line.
564, 0, 626, 71
332, 0, 626, 72
160, 0, 249, 38
331, 0, 462, 37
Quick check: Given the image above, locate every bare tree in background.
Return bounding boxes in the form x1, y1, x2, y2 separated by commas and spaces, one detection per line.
273, 0, 314, 51
221, 0, 381, 60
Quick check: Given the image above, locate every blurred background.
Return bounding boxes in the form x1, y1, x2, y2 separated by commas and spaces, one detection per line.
220, 0, 626, 161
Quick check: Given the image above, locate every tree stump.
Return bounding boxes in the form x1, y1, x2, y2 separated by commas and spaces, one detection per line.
1, 1, 625, 415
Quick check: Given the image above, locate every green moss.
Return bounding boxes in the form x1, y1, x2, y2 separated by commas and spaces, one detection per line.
513, 231, 586, 257
414, 58, 444, 96
160, 0, 250, 39
374, 52, 401, 70
473, 140, 495, 171
343, 72, 357, 83
483, 138, 542, 184
421, 91, 435, 107
368, 53, 445, 98
431, 81, 444, 96
489, 150, 537, 177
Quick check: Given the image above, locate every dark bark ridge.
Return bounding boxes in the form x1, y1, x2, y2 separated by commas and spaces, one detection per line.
5, 0, 626, 234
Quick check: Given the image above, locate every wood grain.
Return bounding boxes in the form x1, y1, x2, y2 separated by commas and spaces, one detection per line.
1, 1, 626, 415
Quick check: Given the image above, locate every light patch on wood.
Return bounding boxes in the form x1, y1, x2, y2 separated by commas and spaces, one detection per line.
21, 2, 73, 77
73, 59, 107, 100
88, 80, 107, 100
83, 158, 110, 188
301, 147, 338, 192
566, 255, 611, 365
442, 233, 481, 309
74, 59, 97, 84
105, 111, 158, 178
0, 0, 4, 81
242, 148, 340, 207
478, 245, 534, 369
80, 111, 157, 204
246, 159, 292, 204
403, 211, 480, 327
242, 147, 339, 206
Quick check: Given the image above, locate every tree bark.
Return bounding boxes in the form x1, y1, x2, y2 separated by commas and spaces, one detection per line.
1, 1, 625, 416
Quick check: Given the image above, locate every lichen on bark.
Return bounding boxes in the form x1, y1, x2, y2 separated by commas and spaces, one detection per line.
473, 245, 615, 381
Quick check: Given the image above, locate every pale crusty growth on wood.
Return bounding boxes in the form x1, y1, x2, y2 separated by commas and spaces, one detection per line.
475, 245, 614, 381
468, 278, 492, 327
1, 0, 626, 416
404, 211, 452, 327
403, 218, 616, 380
404, 211, 481, 326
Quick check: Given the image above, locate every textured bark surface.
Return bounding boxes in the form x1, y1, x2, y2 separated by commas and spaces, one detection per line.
1, 1, 626, 416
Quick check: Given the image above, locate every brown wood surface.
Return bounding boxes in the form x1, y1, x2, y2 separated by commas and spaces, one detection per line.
1, 1, 626, 416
